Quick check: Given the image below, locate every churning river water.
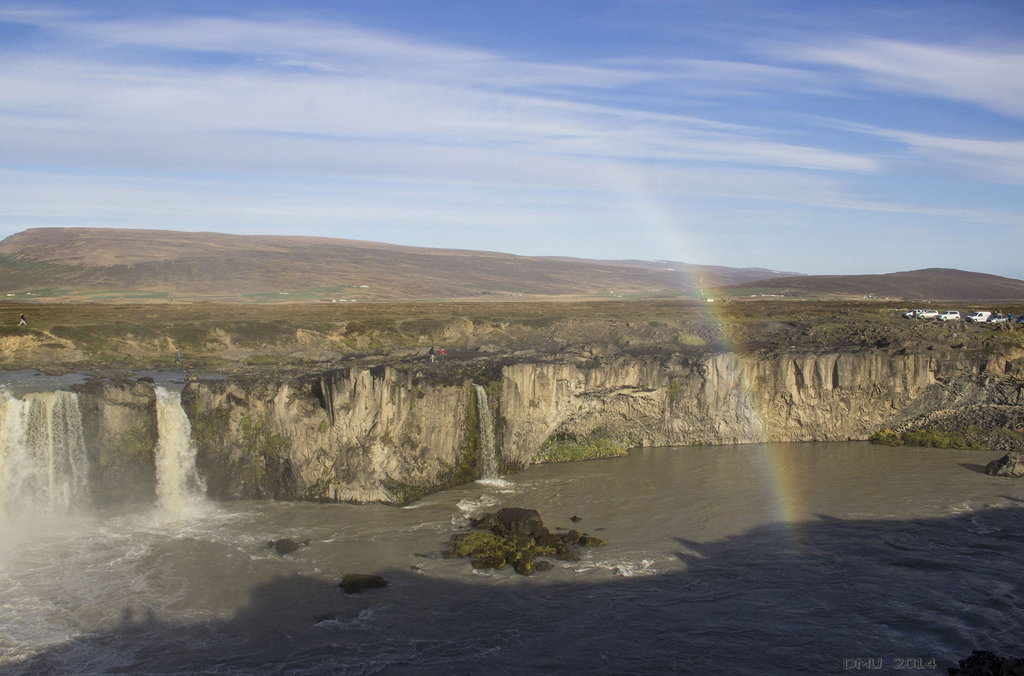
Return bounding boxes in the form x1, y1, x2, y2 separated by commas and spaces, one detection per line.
2, 442, 1024, 674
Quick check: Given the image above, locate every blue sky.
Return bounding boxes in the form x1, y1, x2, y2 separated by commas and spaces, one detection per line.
1, 1, 1022, 277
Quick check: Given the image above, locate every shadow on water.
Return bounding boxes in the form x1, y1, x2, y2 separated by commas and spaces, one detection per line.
7, 506, 1024, 675
959, 462, 992, 474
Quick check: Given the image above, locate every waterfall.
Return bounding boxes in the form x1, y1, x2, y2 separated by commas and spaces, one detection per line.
473, 385, 498, 481
0, 389, 89, 518
154, 386, 206, 513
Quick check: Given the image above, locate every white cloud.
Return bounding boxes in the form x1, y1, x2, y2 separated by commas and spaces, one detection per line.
1, 4, 1021, 276
822, 120, 1024, 185
789, 38, 1024, 118
0, 45, 876, 181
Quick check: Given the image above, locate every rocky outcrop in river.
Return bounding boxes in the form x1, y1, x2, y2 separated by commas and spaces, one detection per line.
985, 452, 1024, 478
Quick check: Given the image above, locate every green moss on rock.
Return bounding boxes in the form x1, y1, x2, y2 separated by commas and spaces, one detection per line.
444, 507, 606, 576
535, 436, 628, 463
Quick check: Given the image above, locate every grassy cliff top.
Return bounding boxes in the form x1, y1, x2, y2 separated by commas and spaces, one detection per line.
2, 299, 1022, 377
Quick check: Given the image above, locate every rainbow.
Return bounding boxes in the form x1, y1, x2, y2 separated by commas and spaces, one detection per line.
644, 217, 808, 551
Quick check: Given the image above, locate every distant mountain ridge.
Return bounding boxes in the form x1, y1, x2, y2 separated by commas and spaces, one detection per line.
0, 227, 797, 302
3, 228, 1018, 302
714, 268, 1024, 302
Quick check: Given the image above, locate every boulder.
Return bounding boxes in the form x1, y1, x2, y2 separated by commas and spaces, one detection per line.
513, 552, 536, 576
985, 452, 1024, 477
338, 573, 388, 593
472, 555, 506, 570
267, 538, 303, 555
948, 650, 1024, 675
536, 533, 563, 548
530, 525, 551, 540
493, 508, 544, 536
554, 544, 580, 561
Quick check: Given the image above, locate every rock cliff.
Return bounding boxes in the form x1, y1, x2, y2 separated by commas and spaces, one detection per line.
178, 367, 476, 503
500, 351, 943, 466
77, 378, 159, 505
16, 346, 1019, 507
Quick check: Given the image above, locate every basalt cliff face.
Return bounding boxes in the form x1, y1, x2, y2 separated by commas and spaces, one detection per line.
501, 352, 936, 465
45, 346, 1022, 506
180, 367, 472, 503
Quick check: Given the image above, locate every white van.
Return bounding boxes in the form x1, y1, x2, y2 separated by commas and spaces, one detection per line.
965, 311, 992, 323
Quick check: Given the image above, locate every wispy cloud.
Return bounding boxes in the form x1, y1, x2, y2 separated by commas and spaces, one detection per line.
0, 24, 878, 178
833, 122, 1024, 185
788, 38, 1024, 119
0, 3, 1021, 276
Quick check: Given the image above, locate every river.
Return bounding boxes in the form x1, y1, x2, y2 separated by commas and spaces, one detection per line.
2, 442, 1023, 674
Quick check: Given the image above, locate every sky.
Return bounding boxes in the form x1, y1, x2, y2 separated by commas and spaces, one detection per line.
1, 1, 1022, 277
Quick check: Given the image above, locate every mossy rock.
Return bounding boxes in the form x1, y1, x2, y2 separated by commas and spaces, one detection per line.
446, 507, 604, 575
449, 531, 515, 562
554, 544, 580, 561
472, 555, 506, 570
513, 553, 536, 576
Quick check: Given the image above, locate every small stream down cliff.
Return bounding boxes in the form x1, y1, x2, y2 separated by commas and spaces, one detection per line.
473, 384, 498, 482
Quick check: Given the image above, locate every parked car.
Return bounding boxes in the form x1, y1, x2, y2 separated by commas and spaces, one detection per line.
903, 309, 925, 318
917, 309, 939, 319
964, 311, 992, 323
988, 315, 1009, 324
1017, 316, 1024, 325
938, 310, 961, 321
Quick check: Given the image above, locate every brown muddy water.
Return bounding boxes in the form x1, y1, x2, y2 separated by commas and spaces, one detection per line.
2, 442, 1023, 674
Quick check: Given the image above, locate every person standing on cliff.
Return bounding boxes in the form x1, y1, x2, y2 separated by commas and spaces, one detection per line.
429, 346, 435, 363
17, 313, 26, 326
175, 348, 181, 364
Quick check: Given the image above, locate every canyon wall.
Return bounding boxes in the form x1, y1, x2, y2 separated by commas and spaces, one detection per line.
499, 351, 948, 466
180, 367, 474, 503
5, 347, 1020, 507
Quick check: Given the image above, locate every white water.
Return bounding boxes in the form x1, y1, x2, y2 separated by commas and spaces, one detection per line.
473, 384, 498, 481
153, 386, 206, 514
0, 390, 88, 518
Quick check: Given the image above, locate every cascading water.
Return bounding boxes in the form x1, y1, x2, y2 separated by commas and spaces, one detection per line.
153, 386, 206, 513
0, 389, 89, 518
473, 384, 498, 481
